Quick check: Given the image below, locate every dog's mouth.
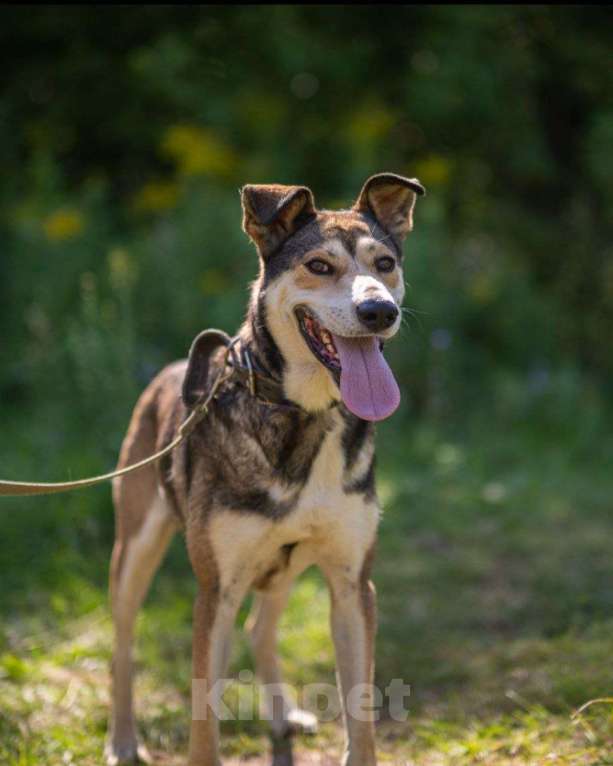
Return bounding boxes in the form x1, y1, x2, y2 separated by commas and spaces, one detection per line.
294, 307, 400, 422
295, 307, 342, 380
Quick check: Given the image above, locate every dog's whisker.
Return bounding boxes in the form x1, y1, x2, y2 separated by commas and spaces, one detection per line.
402, 306, 428, 317
400, 307, 427, 333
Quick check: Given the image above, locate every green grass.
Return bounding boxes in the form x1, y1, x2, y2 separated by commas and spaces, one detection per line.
2, 397, 613, 765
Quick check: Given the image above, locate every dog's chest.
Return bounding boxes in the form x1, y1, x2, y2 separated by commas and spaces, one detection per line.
273, 411, 376, 536
206, 410, 379, 585
293, 418, 346, 516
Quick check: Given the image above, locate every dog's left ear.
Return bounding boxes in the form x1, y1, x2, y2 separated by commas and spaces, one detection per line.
241, 184, 316, 258
354, 173, 425, 241
182, 329, 232, 408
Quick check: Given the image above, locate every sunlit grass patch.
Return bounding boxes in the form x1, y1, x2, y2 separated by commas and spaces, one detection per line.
1, 406, 613, 763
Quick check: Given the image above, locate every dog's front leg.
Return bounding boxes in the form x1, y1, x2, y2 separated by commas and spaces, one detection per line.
188, 576, 248, 766
323, 551, 378, 766
188, 542, 249, 766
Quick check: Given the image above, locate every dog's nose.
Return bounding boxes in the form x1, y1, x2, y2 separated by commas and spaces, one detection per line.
356, 300, 399, 333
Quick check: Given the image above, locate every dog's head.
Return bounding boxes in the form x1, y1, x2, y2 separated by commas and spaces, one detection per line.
241, 173, 425, 421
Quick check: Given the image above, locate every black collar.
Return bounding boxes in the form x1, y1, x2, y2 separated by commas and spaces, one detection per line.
226, 339, 300, 408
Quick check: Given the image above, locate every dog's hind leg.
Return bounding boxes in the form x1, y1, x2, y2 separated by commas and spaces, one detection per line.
246, 588, 318, 740
107, 480, 177, 765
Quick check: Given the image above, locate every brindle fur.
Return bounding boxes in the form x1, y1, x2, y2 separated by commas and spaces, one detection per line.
107, 173, 424, 766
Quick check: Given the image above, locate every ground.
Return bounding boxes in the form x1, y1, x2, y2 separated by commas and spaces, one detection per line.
2, 404, 613, 765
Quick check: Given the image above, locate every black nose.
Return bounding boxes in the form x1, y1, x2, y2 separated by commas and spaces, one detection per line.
356, 300, 399, 333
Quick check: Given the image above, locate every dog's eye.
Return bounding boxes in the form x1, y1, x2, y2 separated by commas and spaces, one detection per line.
306, 258, 334, 275
375, 256, 396, 273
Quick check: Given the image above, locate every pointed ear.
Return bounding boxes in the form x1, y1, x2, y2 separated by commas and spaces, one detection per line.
354, 173, 425, 241
241, 183, 316, 257
182, 329, 231, 408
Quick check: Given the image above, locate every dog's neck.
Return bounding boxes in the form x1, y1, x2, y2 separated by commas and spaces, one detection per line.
236, 289, 283, 382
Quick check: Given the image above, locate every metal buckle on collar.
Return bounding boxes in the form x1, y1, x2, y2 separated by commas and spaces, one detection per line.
227, 340, 301, 409
244, 349, 257, 397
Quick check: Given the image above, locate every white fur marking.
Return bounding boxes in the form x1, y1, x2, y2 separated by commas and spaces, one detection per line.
351, 274, 395, 306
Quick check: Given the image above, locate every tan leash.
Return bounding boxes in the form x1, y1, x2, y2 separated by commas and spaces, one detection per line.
0, 348, 234, 499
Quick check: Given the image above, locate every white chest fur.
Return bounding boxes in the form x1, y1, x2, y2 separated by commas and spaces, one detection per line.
207, 411, 380, 590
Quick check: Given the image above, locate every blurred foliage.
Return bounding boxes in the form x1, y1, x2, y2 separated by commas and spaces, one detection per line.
1, 9, 613, 764
0, 5, 612, 427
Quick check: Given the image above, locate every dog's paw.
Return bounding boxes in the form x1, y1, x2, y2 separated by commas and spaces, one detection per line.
104, 739, 152, 766
286, 708, 318, 735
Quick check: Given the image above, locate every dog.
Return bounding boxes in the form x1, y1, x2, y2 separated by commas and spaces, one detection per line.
106, 172, 425, 766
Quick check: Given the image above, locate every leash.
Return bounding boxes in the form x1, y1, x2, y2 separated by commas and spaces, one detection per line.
0, 344, 235, 498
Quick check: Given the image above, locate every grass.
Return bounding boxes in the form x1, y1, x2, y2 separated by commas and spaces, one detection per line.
2, 389, 613, 765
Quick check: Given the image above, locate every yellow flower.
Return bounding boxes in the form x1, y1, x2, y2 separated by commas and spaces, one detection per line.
43, 209, 84, 242
108, 247, 138, 291
346, 104, 395, 147
414, 155, 451, 187
132, 180, 180, 214
161, 124, 237, 178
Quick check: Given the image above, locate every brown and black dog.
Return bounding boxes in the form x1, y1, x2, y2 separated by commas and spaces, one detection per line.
106, 173, 425, 766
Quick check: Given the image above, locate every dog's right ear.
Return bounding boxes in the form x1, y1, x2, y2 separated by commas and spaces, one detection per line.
354, 173, 425, 241
241, 184, 316, 258
182, 329, 232, 408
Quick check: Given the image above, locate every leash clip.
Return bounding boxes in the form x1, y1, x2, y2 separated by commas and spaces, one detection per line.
244, 349, 256, 397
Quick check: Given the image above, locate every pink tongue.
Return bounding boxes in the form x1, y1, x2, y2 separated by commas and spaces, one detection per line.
332, 335, 400, 421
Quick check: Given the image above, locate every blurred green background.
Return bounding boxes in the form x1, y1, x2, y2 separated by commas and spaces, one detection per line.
1, 6, 613, 765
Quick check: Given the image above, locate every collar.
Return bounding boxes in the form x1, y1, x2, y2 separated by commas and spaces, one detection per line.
226, 339, 301, 408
